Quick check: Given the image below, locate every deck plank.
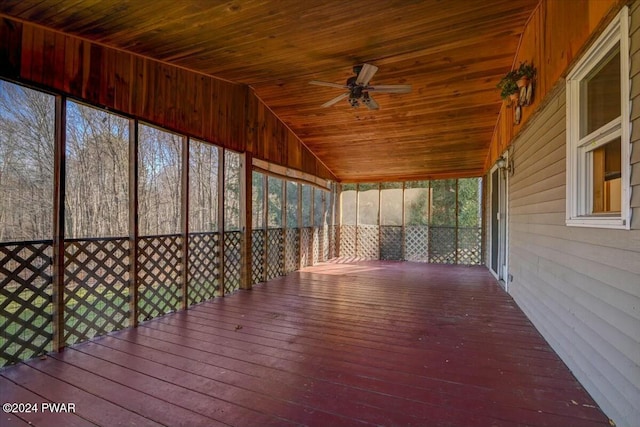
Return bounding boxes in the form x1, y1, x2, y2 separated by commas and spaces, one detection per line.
0, 261, 611, 427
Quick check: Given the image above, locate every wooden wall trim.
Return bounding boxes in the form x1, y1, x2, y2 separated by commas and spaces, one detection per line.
0, 15, 336, 181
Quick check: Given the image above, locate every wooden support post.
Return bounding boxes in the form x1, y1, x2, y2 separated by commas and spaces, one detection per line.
428, 180, 432, 261
282, 178, 287, 270
216, 147, 225, 297
355, 184, 360, 257
321, 187, 325, 261
401, 182, 406, 260
310, 186, 315, 265
333, 182, 338, 259
297, 183, 303, 269
52, 95, 66, 352
481, 175, 487, 265
128, 119, 139, 327
262, 173, 268, 280
327, 184, 332, 258
377, 183, 381, 260
455, 179, 459, 265
336, 184, 342, 258
240, 151, 252, 290
181, 136, 189, 310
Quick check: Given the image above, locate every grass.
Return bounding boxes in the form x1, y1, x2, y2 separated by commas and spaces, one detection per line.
0, 278, 232, 367
0, 233, 245, 367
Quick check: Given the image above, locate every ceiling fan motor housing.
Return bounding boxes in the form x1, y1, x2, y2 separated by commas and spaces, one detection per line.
350, 85, 364, 98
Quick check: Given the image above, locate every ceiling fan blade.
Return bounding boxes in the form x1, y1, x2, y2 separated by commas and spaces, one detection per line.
363, 95, 379, 110
355, 63, 378, 86
309, 80, 347, 89
367, 84, 412, 93
321, 92, 349, 107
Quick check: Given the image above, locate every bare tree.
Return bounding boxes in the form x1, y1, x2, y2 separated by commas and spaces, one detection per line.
224, 150, 241, 231
189, 141, 218, 232
138, 124, 182, 236
65, 101, 129, 238
0, 81, 54, 242
1, 81, 248, 247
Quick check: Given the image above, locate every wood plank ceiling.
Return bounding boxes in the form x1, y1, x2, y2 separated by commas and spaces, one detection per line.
0, 0, 539, 182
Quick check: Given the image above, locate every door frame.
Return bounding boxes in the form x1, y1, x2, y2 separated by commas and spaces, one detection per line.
489, 153, 509, 291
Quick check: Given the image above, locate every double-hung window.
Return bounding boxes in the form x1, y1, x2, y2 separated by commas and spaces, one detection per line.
566, 6, 630, 229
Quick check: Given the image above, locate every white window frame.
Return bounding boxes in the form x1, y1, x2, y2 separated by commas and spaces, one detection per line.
566, 6, 631, 230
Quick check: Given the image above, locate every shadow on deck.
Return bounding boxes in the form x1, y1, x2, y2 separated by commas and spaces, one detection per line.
0, 261, 610, 427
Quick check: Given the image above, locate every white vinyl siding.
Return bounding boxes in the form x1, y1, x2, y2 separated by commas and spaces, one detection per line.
508, 69, 640, 427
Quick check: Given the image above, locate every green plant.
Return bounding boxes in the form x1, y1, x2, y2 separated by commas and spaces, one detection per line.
516, 61, 535, 79
497, 71, 520, 99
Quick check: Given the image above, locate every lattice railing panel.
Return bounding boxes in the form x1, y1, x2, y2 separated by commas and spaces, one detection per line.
137, 235, 182, 322
380, 226, 403, 260
458, 227, 482, 265
300, 227, 313, 267
322, 226, 330, 261
188, 232, 220, 304
251, 230, 266, 284
328, 226, 338, 259
64, 238, 129, 345
357, 225, 379, 260
0, 241, 53, 367
266, 228, 284, 280
429, 227, 456, 264
405, 225, 429, 262
224, 231, 242, 294
284, 228, 299, 273
339, 225, 356, 258
312, 228, 321, 264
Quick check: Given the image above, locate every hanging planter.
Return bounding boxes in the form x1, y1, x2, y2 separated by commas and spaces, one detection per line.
497, 70, 520, 105
497, 61, 536, 123
515, 61, 535, 106
516, 76, 530, 88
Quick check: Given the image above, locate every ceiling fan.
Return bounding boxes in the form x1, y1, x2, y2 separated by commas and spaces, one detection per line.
310, 64, 411, 110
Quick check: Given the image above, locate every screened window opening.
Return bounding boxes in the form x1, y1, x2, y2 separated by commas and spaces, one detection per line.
252, 171, 265, 229
0, 81, 55, 242
189, 140, 219, 232
224, 150, 241, 231
286, 181, 299, 228
301, 184, 313, 227
138, 124, 182, 236
314, 188, 326, 228
340, 184, 357, 226
66, 101, 129, 238
267, 177, 283, 229
338, 179, 482, 265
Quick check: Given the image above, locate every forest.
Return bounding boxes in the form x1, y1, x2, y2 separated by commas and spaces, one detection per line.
0, 80, 243, 242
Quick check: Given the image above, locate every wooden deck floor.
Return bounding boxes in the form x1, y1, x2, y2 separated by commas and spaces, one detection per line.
1, 261, 611, 427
